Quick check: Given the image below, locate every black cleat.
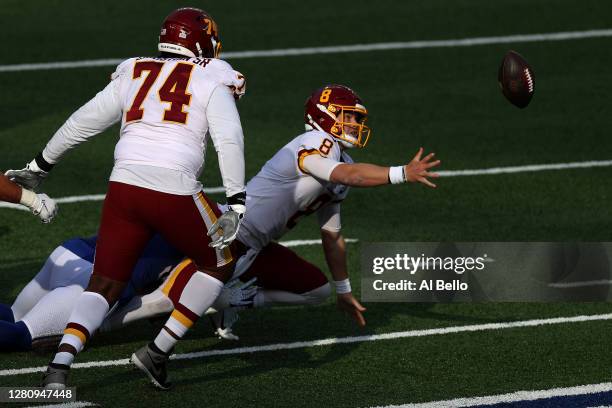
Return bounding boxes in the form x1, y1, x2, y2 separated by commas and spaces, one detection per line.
131, 343, 171, 390
42, 363, 69, 389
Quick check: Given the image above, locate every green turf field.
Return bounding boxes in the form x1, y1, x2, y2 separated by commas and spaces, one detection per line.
1, 1, 612, 407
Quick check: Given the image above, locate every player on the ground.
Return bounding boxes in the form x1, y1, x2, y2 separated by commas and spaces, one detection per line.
0, 173, 58, 223
124, 84, 440, 362
6, 8, 247, 389
0, 234, 255, 352
0, 235, 182, 352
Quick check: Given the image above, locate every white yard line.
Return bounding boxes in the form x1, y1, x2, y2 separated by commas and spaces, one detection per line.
2, 312, 612, 377
2, 159, 611, 211
549, 279, 612, 288
0, 29, 611, 72
369, 382, 612, 408
24, 402, 96, 408
436, 160, 612, 177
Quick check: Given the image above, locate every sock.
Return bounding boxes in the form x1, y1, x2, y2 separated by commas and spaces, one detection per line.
52, 291, 109, 367
154, 271, 223, 353
0, 321, 32, 351
0, 303, 15, 322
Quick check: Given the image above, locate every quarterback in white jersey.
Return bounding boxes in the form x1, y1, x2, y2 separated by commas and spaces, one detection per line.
7, 8, 248, 390
120, 84, 440, 340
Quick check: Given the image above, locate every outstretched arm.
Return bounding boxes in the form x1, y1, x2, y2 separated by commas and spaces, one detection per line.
0, 174, 58, 223
329, 147, 440, 188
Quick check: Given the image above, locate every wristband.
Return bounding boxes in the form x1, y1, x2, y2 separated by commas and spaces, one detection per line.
334, 278, 352, 294
388, 166, 406, 184
34, 152, 54, 172
19, 189, 38, 210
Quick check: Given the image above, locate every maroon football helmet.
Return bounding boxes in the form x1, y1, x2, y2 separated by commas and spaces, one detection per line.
304, 84, 371, 148
158, 8, 221, 58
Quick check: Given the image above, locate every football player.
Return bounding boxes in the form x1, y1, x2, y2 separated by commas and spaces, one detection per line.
0, 173, 58, 223
0, 235, 182, 352
121, 84, 440, 366
6, 8, 247, 389
0, 234, 255, 352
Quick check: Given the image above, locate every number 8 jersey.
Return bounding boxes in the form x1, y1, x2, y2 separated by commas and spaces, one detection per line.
41, 56, 246, 197
237, 130, 352, 250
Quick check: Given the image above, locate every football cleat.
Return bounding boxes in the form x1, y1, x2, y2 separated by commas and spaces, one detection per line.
131, 343, 171, 390
42, 363, 69, 389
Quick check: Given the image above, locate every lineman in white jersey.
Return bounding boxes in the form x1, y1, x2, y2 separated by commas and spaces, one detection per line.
7, 8, 247, 389
114, 84, 440, 341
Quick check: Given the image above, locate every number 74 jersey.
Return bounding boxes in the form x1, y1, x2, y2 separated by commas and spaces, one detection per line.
237, 130, 352, 250
114, 56, 245, 179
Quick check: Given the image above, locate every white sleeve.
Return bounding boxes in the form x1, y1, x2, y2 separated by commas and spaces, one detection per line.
317, 202, 342, 232
42, 77, 123, 164
206, 84, 246, 197
301, 154, 342, 181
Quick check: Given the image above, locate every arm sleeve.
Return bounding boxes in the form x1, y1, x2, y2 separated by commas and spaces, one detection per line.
300, 154, 342, 181
42, 76, 123, 164
206, 84, 246, 197
317, 202, 342, 232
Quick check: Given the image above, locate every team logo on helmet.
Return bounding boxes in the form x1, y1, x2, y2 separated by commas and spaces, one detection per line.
158, 8, 222, 59
304, 85, 371, 148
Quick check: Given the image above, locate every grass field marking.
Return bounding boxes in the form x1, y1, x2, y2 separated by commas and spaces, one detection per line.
369, 381, 612, 407
24, 401, 97, 408
0, 187, 226, 211
1, 29, 611, 72
2, 159, 612, 211
437, 160, 612, 177
2, 312, 612, 377
281, 238, 358, 247
549, 279, 612, 288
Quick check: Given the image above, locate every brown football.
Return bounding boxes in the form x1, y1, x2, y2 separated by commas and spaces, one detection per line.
498, 50, 535, 108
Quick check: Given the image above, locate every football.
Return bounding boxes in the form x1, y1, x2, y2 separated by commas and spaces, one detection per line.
498, 50, 535, 108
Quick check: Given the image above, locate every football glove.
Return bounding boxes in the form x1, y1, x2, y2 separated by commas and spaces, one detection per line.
20, 189, 58, 224
207, 192, 246, 249
207, 208, 242, 249
5, 154, 53, 191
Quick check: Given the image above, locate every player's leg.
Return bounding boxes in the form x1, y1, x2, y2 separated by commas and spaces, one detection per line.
131, 192, 237, 389
11, 245, 93, 323
12, 284, 85, 353
241, 242, 331, 307
45, 182, 153, 388
9, 247, 64, 322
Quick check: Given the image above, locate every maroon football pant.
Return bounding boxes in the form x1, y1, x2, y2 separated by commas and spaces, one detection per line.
165, 241, 328, 305
93, 182, 235, 284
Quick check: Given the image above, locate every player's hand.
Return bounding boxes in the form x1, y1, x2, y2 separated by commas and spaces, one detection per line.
336, 292, 367, 327
31, 193, 58, 223
5, 159, 48, 190
208, 209, 242, 249
404, 147, 440, 188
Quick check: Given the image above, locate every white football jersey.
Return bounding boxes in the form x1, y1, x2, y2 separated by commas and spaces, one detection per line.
114, 57, 242, 177
42, 56, 246, 196
238, 130, 351, 250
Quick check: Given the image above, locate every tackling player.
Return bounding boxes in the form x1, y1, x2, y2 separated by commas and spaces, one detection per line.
0, 173, 58, 223
6, 8, 247, 388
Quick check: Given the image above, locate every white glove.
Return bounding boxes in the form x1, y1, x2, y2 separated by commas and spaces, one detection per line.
207, 203, 246, 249
5, 159, 48, 190
20, 189, 58, 223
